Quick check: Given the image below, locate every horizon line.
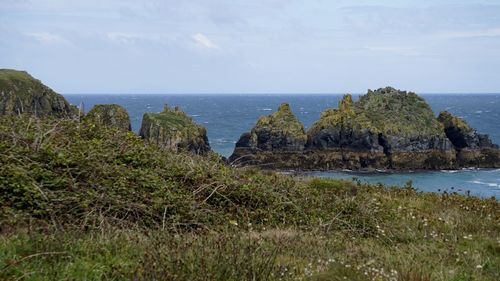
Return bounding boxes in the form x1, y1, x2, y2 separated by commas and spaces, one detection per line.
62, 92, 500, 95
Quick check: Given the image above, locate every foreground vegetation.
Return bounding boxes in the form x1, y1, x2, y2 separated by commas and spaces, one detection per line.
0, 116, 499, 280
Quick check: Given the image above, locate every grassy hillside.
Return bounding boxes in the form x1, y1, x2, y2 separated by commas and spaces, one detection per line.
0, 115, 499, 280
0, 69, 77, 118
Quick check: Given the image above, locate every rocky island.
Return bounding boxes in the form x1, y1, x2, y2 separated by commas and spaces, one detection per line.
139, 105, 211, 154
229, 87, 500, 170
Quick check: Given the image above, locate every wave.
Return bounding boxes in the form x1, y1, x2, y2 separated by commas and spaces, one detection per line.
467, 180, 500, 188
441, 170, 459, 173
259, 108, 273, 111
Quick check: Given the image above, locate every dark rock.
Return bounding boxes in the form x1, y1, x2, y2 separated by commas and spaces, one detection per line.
229, 87, 499, 170
438, 111, 498, 150
229, 103, 306, 165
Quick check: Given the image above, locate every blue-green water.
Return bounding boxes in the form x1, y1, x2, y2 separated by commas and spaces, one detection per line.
64, 94, 500, 198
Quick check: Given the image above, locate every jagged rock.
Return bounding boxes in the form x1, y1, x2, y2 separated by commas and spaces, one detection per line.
229, 87, 500, 170
305, 88, 456, 169
139, 105, 210, 154
86, 104, 131, 131
438, 111, 497, 150
229, 103, 307, 166
0, 69, 77, 118
438, 111, 500, 167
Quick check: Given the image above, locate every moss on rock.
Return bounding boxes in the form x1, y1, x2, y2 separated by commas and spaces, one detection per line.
0, 69, 77, 118
229, 103, 306, 164
139, 105, 210, 154
85, 104, 131, 131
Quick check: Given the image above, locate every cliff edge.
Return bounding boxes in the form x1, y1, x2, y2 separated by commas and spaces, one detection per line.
0, 69, 77, 118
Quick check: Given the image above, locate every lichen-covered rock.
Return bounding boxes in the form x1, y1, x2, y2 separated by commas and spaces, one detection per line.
229, 87, 500, 170
85, 104, 132, 131
438, 111, 500, 167
305, 88, 455, 169
229, 103, 306, 165
438, 111, 497, 150
0, 69, 77, 118
139, 105, 210, 154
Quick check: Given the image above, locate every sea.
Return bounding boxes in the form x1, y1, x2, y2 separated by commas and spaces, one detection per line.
64, 94, 500, 199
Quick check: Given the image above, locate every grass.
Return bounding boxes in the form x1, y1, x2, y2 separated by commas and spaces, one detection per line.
0, 69, 77, 117
0, 115, 499, 280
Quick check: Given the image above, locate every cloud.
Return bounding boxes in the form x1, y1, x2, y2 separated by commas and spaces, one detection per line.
364, 46, 425, 57
106, 32, 178, 45
440, 28, 500, 39
107, 32, 140, 44
26, 32, 70, 45
192, 33, 219, 50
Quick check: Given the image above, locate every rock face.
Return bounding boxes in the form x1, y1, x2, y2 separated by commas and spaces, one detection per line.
229, 103, 307, 166
139, 105, 210, 154
86, 104, 132, 131
229, 87, 499, 170
0, 69, 77, 118
438, 111, 500, 167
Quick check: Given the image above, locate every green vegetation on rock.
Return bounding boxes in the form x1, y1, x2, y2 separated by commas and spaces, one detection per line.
309, 87, 444, 137
0, 69, 77, 118
438, 111, 474, 134
85, 104, 131, 131
254, 103, 306, 139
139, 105, 210, 154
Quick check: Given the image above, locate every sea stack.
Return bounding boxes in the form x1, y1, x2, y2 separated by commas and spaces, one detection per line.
139, 105, 210, 154
0, 69, 77, 118
229, 87, 500, 170
229, 103, 307, 167
86, 104, 132, 131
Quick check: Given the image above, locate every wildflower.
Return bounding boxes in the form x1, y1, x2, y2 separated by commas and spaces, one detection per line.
476, 265, 483, 269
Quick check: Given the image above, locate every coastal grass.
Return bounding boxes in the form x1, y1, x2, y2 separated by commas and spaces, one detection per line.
0, 115, 499, 280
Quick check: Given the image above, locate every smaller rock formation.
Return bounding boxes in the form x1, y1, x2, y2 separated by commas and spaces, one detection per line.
229, 103, 306, 167
139, 105, 210, 154
85, 104, 132, 131
438, 111, 500, 167
0, 69, 77, 118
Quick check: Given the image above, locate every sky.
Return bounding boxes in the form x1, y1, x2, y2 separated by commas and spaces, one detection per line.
1, 0, 500, 94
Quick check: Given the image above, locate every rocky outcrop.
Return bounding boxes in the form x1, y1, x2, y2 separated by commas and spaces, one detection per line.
229, 87, 499, 170
229, 103, 307, 166
438, 111, 500, 167
0, 69, 77, 118
86, 104, 131, 131
139, 105, 210, 154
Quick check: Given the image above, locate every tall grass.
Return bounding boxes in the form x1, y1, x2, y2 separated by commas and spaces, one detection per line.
0, 115, 499, 280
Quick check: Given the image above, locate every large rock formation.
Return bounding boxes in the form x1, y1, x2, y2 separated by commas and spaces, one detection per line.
438, 111, 500, 167
229, 103, 307, 167
0, 69, 77, 118
229, 87, 499, 170
139, 105, 210, 154
86, 104, 132, 131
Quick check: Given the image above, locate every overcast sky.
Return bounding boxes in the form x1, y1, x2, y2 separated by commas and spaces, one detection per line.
1, 0, 500, 93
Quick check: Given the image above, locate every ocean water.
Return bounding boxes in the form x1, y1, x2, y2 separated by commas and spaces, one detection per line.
64, 94, 500, 198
